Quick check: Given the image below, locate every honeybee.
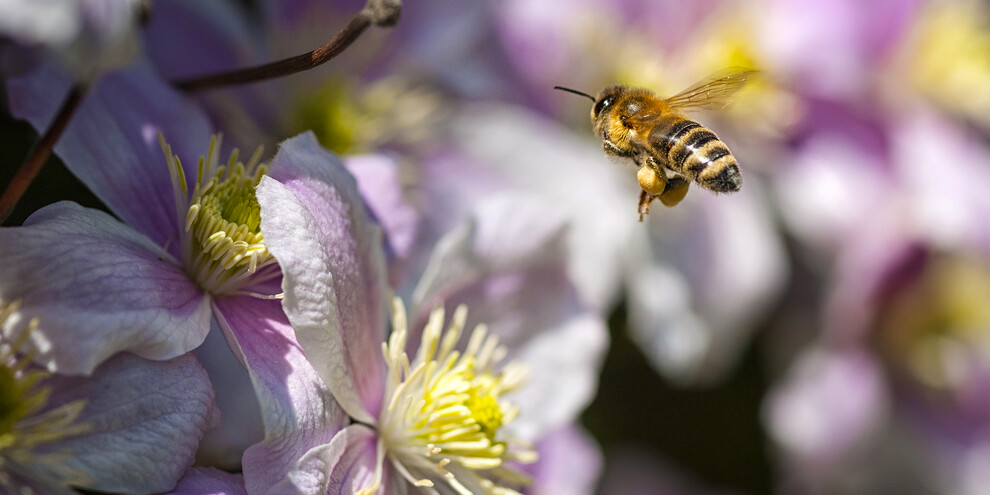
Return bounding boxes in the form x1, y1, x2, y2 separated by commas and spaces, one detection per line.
555, 69, 755, 221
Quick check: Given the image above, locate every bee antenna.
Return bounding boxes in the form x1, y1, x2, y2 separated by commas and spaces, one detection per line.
553, 86, 595, 102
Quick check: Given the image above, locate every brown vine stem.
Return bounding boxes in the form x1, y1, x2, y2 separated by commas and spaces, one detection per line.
0, 84, 86, 224
174, 0, 401, 93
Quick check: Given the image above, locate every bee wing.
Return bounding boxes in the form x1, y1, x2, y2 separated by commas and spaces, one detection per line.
664, 69, 758, 111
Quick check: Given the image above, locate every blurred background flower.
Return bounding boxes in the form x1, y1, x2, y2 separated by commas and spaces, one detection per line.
0, 0, 145, 81
3, 0, 990, 493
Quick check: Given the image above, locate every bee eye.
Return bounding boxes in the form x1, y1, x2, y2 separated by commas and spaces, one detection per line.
593, 96, 614, 118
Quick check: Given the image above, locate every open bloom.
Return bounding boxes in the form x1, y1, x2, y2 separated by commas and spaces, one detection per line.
238, 133, 606, 493
765, 111, 990, 494
4, 64, 342, 470
0, 301, 217, 494
4, 64, 287, 375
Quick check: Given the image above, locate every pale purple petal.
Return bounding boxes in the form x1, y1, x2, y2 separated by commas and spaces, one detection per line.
774, 132, 893, 255
168, 468, 246, 495
344, 154, 420, 287
36, 352, 216, 494
448, 103, 639, 310
764, 347, 889, 466
257, 132, 388, 424
412, 193, 569, 312
194, 323, 264, 470
259, 0, 363, 28
526, 425, 602, 495
0, 1, 81, 46
493, 0, 595, 102
278, 424, 380, 495
7, 62, 213, 251
0, 0, 143, 79
757, 0, 921, 98
956, 435, 990, 495
142, 0, 277, 151
143, 0, 256, 80
212, 295, 347, 495
411, 194, 608, 438
510, 314, 606, 440
0, 202, 211, 375
891, 112, 990, 251
823, 227, 923, 343
630, 181, 788, 385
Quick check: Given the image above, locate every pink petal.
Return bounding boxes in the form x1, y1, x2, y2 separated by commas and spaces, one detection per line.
527, 425, 603, 495
344, 154, 420, 288
212, 295, 347, 494
193, 323, 264, 470
257, 132, 388, 423
411, 194, 608, 439
40, 352, 217, 493
279, 424, 381, 494
167, 468, 246, 495
0, 202, 211, 375
7, 62, 213, 252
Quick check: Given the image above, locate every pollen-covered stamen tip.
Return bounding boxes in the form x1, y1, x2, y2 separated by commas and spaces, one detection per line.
0, 301, 92, 489
160, 133, 278, 296
376, 297, 536, 493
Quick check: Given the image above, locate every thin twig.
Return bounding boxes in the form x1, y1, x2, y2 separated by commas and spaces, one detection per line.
174, 0, 400, 93
0, 84, 86, 223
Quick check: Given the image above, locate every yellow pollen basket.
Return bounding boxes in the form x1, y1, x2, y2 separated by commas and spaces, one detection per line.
0, 301, 91, 487
160, 134, 279, 297
370, 298, 534, 495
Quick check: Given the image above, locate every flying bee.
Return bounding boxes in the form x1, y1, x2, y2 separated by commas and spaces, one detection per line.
555, 69, 756, 221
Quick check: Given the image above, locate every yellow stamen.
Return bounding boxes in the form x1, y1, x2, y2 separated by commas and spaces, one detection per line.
0, 301, 91, 490
372, 298, 536, 494
160, 134, 279, 296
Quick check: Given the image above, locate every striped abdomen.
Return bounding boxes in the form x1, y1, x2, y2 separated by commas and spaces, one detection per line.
647, 115, 742, 193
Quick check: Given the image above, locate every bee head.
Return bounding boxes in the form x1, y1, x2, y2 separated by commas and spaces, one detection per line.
552, 85, 629, 137
592, 87, 624, 121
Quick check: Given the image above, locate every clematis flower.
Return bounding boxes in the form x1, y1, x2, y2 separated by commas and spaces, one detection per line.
891, 0, 990, 132
3, 63, 270, 373
136, 0, 786, 390
244, 133, 607, 493
0, 300, 217, 494
3, 63, 346, 473
765, 111, 990, 493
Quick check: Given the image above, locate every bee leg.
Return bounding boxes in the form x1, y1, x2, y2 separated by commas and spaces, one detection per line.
658, 177, 690, 207
638, 190, 656, 222
604, 140, 635, 158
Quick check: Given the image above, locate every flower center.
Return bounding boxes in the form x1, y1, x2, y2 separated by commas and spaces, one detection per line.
160, 134, 279, 296
905, 0, 990, 127
0, 301, 91, 488
288, 76, 447, 155
371, 298, 535, 494
878, 255, 990, 390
